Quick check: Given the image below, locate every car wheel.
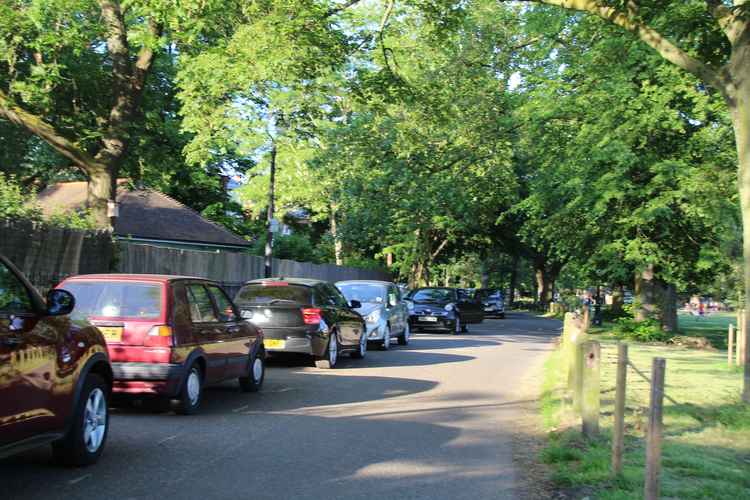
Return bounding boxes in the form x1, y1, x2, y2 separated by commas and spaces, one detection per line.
239, 351, 265, 392
461, 320, 469, 333
453, 316, 461, 335
315, 331, 339, 369
398, 323, 410, 346
175, 363, 203, 415
380, 325, 391, 350
499, 312, 506, 319
351, 331, 367, 359
52, 374, 109, 466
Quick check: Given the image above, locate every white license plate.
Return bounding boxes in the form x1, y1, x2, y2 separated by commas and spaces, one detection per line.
419, 316, 438, 322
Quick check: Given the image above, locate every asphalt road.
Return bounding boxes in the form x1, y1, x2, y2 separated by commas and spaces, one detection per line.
1, 312, 561, 500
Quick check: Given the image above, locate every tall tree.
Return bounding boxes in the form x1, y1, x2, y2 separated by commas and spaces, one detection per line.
500, 0, 750, 402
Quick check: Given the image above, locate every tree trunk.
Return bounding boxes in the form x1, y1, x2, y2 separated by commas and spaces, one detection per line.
480, 261, 490, 288
330, 204, 343, 266
729, 47, 750, 402
410, 257, 429, 288
634, 265, 658, 322
508, 254, 518, 307
660, 282, 678, 333
535, 265, 551, 308
86, 168, 115, 228
611, 284, 624, 315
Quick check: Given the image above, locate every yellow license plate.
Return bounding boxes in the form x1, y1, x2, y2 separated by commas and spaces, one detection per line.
264, 339, 285, 349
98, 326, 123, 343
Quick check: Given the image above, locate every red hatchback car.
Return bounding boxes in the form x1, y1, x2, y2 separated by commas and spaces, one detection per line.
57, 275, 265, 414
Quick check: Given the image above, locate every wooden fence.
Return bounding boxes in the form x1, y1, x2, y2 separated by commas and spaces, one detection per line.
1, 220, 391, 295
117, 243, 392, 296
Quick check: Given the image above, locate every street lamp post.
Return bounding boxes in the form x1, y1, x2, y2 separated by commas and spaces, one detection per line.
264, 145, 277, 278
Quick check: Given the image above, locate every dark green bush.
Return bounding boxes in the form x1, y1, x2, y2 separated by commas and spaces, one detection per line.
613, 317, 670, 342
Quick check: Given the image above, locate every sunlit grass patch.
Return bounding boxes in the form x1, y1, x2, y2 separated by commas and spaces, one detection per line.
540, 338, 750, 499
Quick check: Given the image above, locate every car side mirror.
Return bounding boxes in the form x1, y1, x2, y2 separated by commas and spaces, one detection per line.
46, 289, 75, 316
349, 299, 362, 309
388, 294, 398, 307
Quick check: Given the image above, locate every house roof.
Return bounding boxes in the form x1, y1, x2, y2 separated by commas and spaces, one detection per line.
37, 181, 251, 248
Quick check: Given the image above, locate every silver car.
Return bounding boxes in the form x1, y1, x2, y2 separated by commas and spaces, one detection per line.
336, 280, 411, 350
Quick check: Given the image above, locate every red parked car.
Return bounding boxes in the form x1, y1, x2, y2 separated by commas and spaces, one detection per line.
0, 255, 113, 465
57, 275, 265, 414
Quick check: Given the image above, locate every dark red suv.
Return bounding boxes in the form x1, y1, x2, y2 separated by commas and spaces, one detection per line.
57, 275, 265, 414
0, 256, 113, 466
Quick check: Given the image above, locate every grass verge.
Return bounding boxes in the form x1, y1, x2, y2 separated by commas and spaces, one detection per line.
540, 335, 750, 499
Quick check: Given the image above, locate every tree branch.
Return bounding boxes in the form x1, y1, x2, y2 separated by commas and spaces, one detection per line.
431, 238, 450, 260
0, 90, 104, 173
97, 0, 161, 163
508, 0, 730, 97
706, 0, 746, 44
325, 0, 363, 18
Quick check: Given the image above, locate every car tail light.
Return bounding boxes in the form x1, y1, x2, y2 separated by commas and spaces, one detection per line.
301, 308, 322, 325
145, 325, 173, 347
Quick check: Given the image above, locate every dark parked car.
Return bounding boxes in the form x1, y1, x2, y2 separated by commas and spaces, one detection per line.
477, 288, 505, 318
406, 287, 484, 334
234, 278, 366, 369
57, 274, 265, 415
0, 256, 113, 465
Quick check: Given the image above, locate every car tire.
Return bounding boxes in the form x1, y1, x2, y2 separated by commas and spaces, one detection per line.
174, 363, 203, 415
453, 316, 461, 335
379, 325, 391, 350
239, 351, 265, 392
499, 312, 506, 319
351, 331, 367, 359
461, 320, 469, 333
398, 323, 410, 345
52, 374, 109, 467
315, 331, 339, 369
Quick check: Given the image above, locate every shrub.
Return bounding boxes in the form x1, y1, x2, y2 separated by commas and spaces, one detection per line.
0, 173, 41, 220
612, 317, 670, 342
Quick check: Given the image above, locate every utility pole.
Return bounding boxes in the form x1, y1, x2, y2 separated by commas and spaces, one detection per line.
264, 145, 277, 278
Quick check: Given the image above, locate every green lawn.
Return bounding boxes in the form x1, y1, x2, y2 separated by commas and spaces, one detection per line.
678, 311, 736, 350
540, 332, 750, 499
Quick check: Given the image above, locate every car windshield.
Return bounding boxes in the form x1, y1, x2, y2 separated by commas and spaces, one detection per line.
409, 288, 454, 303
64, 281, 163, 320
337, 283, 387, 304
235, 284, 312, 305
478, 290, 502, 299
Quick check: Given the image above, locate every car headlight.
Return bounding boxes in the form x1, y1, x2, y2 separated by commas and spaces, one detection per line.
365, 310, 381, 324
406, 301, 414, 311
444, 303, 454, 312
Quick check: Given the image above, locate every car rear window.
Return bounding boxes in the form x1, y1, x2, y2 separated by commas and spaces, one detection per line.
235, 284, 312, 305
409, 288, 454, 302
337, 283, 387, 304
63, 281, 163, 320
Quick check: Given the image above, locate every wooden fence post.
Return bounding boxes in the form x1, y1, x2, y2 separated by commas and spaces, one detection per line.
583, 304, 590, 331
741, 310, 747, 365
738, 310, 746, 366
581, 340, 601, 437
644, 358, 666, 500
612, 342, 628, 476
728, 324, 735, 366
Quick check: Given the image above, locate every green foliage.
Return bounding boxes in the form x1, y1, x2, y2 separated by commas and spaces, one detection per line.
612, 316, 670, 342
0, 172, 40, 220
0, 172, 97, 229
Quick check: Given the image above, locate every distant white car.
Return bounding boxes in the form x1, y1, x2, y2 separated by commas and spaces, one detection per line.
336, 280, 411, 349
